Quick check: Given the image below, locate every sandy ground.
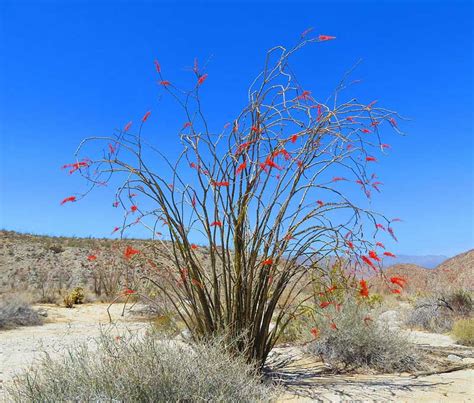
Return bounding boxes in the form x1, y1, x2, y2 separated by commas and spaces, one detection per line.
0, 304, 473, 402
0, 303, 149, 401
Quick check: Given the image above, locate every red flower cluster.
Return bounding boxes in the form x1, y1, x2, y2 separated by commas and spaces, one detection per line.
359, 279, 369, 298
124, 246, 140, 260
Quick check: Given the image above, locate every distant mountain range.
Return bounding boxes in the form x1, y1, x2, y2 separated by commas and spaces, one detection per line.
382, 254, 449, 269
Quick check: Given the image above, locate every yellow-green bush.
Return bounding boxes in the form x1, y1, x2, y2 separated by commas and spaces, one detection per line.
452, 318, 474, 346
63, 287, 85, 308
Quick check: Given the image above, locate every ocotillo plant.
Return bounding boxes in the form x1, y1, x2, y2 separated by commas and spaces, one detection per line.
61, 33, 403, 367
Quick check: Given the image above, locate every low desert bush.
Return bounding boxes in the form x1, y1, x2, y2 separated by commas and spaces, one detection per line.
452, 318, 474, 346
306, 301, 419, 373
63, 287, 85, 308
0, 294, 43, 330
7, 333, 275, 402
405, 290, 473, 333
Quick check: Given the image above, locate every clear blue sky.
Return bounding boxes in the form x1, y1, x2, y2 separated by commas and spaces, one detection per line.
0, 0, 472, 257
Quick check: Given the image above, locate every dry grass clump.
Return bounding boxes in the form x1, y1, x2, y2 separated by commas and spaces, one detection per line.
452, 318, 474, 346
306, 301, 420, 373
7, 333, 276, 402
0, 294, 43, 330
405, 290, 472, 333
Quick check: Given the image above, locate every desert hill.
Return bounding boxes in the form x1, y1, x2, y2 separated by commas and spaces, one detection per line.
370, 249, 473, 294
1, 230, 472, 297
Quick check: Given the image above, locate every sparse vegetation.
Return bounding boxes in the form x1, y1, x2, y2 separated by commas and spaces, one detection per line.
7, 333, 275, 402
306, 301, 420, 373
405, 290, 473, 333
63, 287, 85, 308
0, 294, 43, 330
452, 318, 474, 346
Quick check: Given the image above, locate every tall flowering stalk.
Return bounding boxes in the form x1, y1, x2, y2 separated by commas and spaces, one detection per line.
66, 34, 403, 367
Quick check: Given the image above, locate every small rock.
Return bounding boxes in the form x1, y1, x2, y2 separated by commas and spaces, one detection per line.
447, 354, 462, 361
37, 309, 48, 317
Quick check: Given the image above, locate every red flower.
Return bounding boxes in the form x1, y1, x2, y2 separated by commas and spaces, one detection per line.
296, 90, 312, 101
265, 157, 282, 170
124, 246, 140, 260
390, 276, 406, 288
381, 143, 391, 150
389, 117, 398, 128
366, 156, 377, 162
369, 250, 381, 262
197, 73, 208, 85
391, 289, 401, 294
346, 116, 355, 122
319, 35, 336, 41
210, 221, 222, 227
191, 244, 198, 250
111, 226, 120, 234
317, 200, 324, 207
384, 251, 396, 258
142, 111, 151, 122
376, 223, 386, 231
361, 255, 377, 271
60, 196, 76, 205
183, 122, 192, 129
332, 176, 347, 182
154, 59, 161, 73
130, 205, 138, 213
367, 100, 378, 109
310, 327, 319, 338
212, 180, 229, 187
290, 134, 298, 143
346, 240, 354, 250
235, 141, 254, 155
376, 242, 385, 249
236, 161, 247, 175
320, 301, 331, 309
108, 143, 116, 154
360, 128, 371, 134
330, 322, 338, 330
87, 254, 97, 261
123, 288, 136, 295
388, 227, 398, 241
61, 160, 90, 175
123, 121, 132, 132
159, 80, 171, 86
262, 258, 273, 266
359, 279, 369, 298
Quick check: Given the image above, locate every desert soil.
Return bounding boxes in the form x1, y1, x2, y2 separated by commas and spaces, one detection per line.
0, 303, 473, 402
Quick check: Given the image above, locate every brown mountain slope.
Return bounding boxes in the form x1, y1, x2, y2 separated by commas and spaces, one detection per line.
432, 249, 474, 292
369, 264, 432, 294
369, 250, 473, 295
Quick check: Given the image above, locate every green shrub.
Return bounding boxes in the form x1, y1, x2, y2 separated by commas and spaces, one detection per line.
7, 333, 276, 402
0, 294, 43, 330
306, 301, 420, 373
452, 318, 474, 346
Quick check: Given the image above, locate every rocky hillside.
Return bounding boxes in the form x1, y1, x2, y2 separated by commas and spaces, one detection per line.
370, 249, 473, 294
1, 230, 472, 298
0, 230, 184, 299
